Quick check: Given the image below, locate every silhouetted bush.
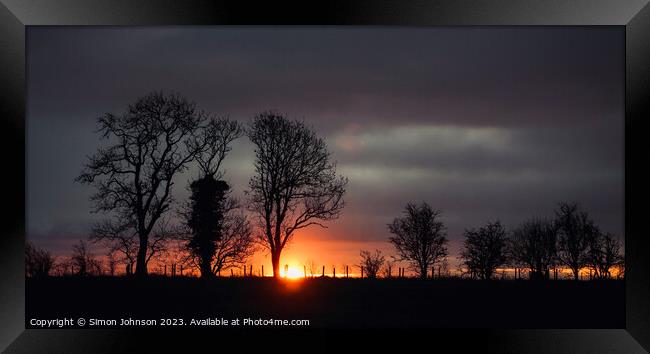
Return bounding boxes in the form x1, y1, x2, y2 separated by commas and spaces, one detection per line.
460, 221, 508, 280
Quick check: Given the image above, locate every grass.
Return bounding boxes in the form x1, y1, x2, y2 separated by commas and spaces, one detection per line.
26, 276, 624, 328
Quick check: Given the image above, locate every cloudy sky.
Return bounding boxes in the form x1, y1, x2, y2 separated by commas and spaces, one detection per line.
27, 27, 624, 270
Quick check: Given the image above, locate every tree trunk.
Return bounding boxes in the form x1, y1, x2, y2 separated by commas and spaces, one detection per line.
200, 256, 213, 278
271, 250, 281, 278
135, 234, 148, 276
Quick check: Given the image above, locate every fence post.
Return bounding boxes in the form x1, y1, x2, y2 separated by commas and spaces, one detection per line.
249, 265, 253, 277
361, 266, 364, 278
333, 266, 336, 278
261, 265, 264, 277
346, 265, 349, 278
322, 266, 325, 277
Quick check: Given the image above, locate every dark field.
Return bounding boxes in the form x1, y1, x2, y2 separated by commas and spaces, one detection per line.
26, 277, 624, 329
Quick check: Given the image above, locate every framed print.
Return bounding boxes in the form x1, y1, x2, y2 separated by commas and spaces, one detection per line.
1, 1, 649, 352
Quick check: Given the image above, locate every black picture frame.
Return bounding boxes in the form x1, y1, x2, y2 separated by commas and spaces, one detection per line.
1, 1, 649, 352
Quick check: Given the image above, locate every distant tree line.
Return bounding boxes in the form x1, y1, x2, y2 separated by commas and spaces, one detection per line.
356, 201, 623, 281
458, 201, 624, 280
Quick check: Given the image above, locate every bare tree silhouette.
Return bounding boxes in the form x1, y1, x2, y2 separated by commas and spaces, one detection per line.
359, 250, 385, 279
90, 220, 138, 275
509, 218, 557, 280
247, 112, 347, 277
586, 232, 624, 279
25, 241, 54, 277
90, 217, 171, 276
210, 209, 255, 276
460, 221, 508, 280
70, 240, 102, 276
555, 202, 597, 280
190, 117, 243, 177
76, 91, 212, 276
388, 202, 448, 279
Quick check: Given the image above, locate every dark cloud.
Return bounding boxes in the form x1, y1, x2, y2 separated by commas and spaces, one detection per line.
27, 27, 624, 257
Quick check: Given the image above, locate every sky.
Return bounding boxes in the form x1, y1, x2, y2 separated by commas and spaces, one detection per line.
27, 27, 624, 274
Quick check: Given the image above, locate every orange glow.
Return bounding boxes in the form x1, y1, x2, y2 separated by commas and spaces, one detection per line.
247, 231, 395, 277
281, 267, 304, 279
93, 227, 624, 280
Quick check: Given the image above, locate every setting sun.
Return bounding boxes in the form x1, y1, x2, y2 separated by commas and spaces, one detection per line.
281, 267, 303, 279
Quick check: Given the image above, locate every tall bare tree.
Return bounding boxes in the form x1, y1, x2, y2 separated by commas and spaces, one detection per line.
388, 202, 448, 279
76, 91, 211, 276
247, 112, 347, 277
460, 221, 508, 280
509, 218, 557, 280
555, 202, 597, 280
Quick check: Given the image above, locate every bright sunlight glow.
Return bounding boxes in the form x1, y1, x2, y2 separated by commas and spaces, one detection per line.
281, 267, 304, 279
